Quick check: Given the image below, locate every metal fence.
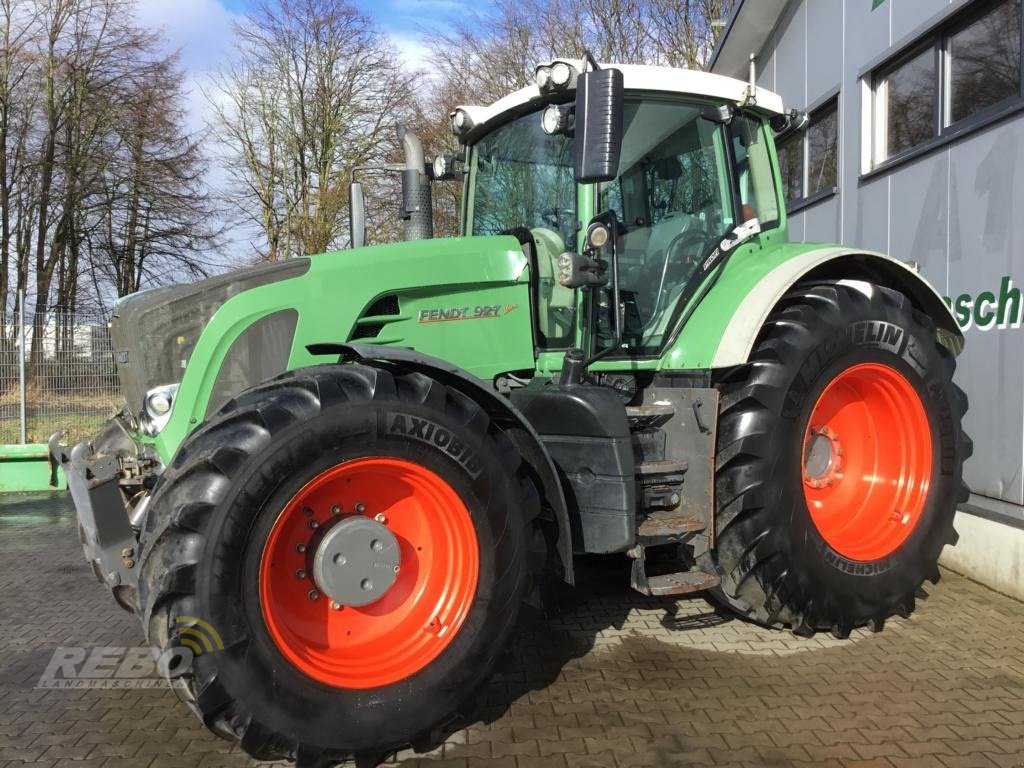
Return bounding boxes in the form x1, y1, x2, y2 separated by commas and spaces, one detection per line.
0, 298, 120, 445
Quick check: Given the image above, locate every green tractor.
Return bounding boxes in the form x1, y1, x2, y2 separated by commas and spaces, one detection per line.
53, 57, 970, 766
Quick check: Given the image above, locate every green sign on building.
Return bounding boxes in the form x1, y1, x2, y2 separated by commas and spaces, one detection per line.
872, 0, 887, 8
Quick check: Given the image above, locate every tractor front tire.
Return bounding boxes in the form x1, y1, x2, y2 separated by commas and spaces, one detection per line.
703, 281, 971, 637
136, 364, 538, 766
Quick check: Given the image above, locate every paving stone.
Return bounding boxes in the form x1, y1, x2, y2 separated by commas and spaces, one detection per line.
4, 492, 1024, 767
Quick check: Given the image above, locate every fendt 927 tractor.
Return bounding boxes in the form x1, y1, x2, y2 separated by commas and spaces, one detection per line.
53, 56, 971, 767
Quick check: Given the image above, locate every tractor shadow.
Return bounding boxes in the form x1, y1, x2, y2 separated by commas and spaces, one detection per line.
418, 559, 1024, 768
469, 554, 735, 727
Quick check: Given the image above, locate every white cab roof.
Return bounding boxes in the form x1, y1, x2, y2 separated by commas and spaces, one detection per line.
455, 60, 785, 138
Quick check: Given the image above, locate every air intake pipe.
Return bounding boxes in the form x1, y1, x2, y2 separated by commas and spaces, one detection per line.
398, 126, 433, 241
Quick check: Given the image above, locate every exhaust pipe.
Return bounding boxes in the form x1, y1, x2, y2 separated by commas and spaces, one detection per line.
398, 126, 433, 241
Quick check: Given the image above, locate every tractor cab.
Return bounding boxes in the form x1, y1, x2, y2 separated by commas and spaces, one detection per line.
354, 58, 790, 366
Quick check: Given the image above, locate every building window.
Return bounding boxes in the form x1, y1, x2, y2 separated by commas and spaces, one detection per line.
875, 48, 937, 162
871, 0, 1022, 167
775, 98, 839, 207
776, 133, 803, 203
948, 0, 1022, 125
806, 101, 839, 196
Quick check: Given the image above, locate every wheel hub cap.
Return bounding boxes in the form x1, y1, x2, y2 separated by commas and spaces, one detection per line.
803, 425, 844, 489
312, 516, 401, 607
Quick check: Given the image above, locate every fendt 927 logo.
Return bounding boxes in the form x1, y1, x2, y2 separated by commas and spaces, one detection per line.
418, 304, 519, 323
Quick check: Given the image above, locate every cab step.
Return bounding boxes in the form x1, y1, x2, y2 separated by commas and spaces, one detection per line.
625, 403, 676, 431
633, 568, 721, 597
635, 458, 688, 476
637, 510, 705, 541
628, 548, 720, 597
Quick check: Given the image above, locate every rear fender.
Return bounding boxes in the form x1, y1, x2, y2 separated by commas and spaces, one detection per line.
308, 343, 575, 584
711, 247, 964, 367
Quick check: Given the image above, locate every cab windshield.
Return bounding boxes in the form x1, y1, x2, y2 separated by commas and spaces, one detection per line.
469, 110, 577, 247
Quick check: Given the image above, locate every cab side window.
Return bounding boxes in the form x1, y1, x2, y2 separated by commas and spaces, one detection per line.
731, 115, 780, 225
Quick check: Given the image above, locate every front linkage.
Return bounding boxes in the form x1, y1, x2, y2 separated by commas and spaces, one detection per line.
50, 413, 160, 611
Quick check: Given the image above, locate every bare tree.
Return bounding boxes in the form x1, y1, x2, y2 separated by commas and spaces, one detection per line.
0, 0, 221, 330
211, 0, 419, 260
83, 51, 221, 298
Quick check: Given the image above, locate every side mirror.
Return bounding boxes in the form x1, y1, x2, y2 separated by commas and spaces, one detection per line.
573, 67, 624, 184
349, 181, 366, 249
769, 109, 809, 135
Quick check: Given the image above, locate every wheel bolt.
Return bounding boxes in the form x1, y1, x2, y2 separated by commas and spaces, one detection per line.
308, 589, 320, 601
360, 578, 373, 591
355, 503, 366, 514
374, 513, 386, 524
296, 543, 306, 554
295, 569, 306, 579
394, 565, 400, 573
303, 507, 314, 517
330, 601, 342, 611
331, 505, 341, 515
308, 519, 319, 529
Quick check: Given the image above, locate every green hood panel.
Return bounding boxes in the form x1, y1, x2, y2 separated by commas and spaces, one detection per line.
151, 236, 534, 461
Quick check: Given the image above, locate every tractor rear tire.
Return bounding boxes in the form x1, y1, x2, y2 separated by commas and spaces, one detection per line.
702, 281, 971, 637
135, 364, 539, 766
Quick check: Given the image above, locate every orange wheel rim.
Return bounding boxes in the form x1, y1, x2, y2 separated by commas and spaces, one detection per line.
801, 363, 932, 562
259, 458, 479, 689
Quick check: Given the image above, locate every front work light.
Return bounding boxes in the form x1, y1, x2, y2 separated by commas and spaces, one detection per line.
450, 108, 475, 137
535, 61, 579, 93
541, 104, 574, 136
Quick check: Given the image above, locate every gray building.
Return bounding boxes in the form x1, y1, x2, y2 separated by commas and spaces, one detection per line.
710, 0, 1024, 597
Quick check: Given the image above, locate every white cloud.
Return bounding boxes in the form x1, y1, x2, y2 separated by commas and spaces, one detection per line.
389, 31, 433, 74
136, 0, 238, 72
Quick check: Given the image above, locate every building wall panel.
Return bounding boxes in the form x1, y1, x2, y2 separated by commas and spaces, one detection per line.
805, 0, 844, 103
773, 3, 808, 109
947, 122, 1024, 506
801, 196, 841, 243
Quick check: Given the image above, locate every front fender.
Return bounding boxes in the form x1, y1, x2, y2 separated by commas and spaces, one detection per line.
308, 343, 575, 584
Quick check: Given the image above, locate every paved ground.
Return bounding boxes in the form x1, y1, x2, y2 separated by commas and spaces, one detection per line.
1, 493, 1023, 768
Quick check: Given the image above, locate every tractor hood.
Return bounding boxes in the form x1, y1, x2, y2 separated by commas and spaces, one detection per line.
124, 235, 535, 461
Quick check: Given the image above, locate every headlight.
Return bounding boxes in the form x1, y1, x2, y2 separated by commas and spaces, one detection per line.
431, 152, 460, 180
541, 104, 573, 136
450, 108, 474, 137
550, 62, 575, 88
141, 383, 179, 436
587, 222, 611, 250
535, 65, 552, 90
535, 61, 578, 93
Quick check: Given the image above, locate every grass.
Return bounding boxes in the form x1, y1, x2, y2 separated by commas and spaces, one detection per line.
0, 383, 121, 444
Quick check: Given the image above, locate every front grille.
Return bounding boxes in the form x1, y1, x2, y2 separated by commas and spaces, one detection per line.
365, 295, 400, 316
351, 323, 385, 340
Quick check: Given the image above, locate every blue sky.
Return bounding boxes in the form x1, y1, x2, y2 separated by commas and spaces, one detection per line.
137, 0, 472, 79
134, 0, 478, 131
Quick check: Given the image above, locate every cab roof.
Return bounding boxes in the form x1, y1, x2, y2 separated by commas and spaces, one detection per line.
454, 60, 785, 140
